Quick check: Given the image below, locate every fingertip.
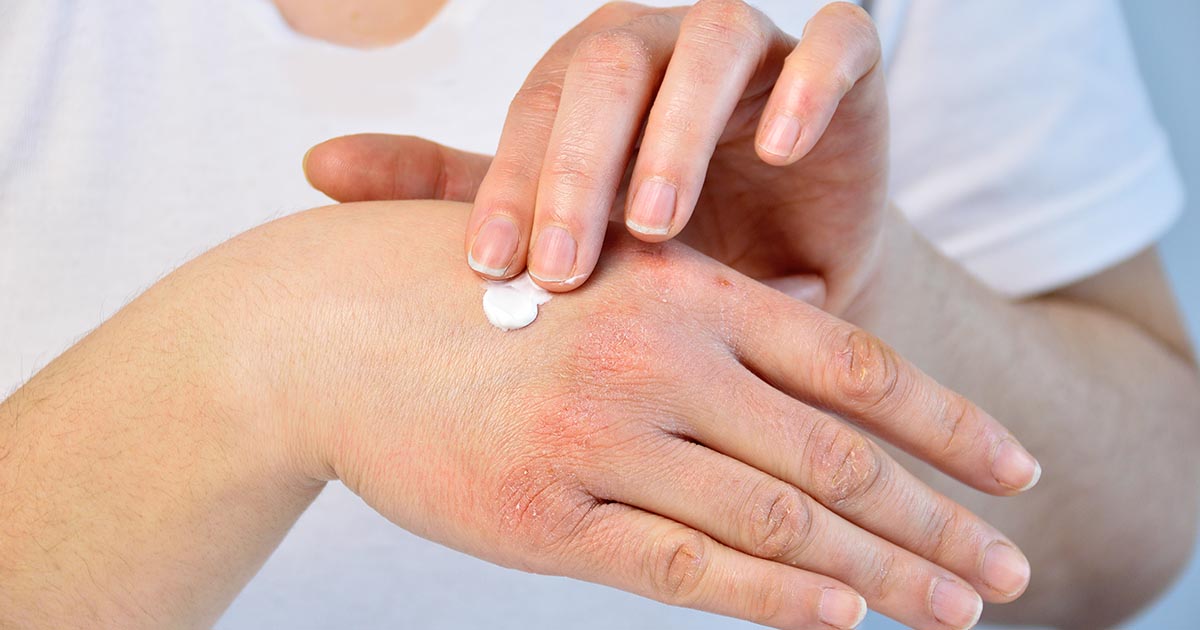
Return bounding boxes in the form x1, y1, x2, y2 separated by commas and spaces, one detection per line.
301, 140, 331, 192
990, 438, 1042, 493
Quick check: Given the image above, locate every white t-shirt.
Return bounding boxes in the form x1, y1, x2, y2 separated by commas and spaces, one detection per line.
0, 1, 1182, 628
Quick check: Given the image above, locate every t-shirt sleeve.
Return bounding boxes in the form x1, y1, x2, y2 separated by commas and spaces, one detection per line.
883, 0, 1184, 298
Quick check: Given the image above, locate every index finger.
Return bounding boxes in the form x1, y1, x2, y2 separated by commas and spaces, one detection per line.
733, 291, 1041, 495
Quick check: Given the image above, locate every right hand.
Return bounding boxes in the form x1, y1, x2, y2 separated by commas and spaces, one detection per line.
226, 200, 1031, 629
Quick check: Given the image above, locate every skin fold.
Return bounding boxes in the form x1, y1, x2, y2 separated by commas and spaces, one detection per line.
2, 201, 1043, 630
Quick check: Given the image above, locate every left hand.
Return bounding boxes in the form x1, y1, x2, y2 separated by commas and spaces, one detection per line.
303, 0, 888, 314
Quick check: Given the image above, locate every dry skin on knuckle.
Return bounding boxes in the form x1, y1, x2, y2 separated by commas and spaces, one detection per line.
818, 324, 903, 415
512, 78, 565, 118
690, 0, 765, 49
492, 452, 598, 560
805, 418, 885, 509
574, 28, 654, 84
863, 546, 900, 601
647, 527, 711, 604
745, 482, 813, 561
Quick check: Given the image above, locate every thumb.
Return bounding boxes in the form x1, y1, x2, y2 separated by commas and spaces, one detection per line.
303, 134, 493, 203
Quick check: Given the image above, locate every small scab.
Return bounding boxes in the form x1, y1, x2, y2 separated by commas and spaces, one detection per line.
713, 276, 734, 289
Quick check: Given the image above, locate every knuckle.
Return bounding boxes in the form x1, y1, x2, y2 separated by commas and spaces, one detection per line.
545, 144, 605, 192
747, 581, 788, 625
863, 548, 900, 601
745, 483, 813, 561
822, 1, 873, 29
489, 155, 540, 185
805, 419, 886, 509
574, 28, 654, 82
512, 78, 564, 117
828, 67, 857, 97
590, 1, 644, 24
688, 0, 766, 49
919, 503, 963, 561
939, 395, 980, 454
818, 325, 904, 414
691, 0, 763, 39
492, 457, 597, 558
648, 528, 711, 604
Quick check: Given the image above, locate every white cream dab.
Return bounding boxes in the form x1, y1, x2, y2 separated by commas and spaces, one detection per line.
482, 272, 552, 331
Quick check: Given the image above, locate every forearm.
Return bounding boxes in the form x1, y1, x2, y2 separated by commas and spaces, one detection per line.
850, 210, 1200, 627
0, 251, 321, 628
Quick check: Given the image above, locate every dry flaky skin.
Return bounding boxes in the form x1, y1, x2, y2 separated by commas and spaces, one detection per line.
2, 200, 1045, 630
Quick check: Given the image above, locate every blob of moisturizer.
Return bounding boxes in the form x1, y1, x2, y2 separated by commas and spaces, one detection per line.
482, 272, 552, 331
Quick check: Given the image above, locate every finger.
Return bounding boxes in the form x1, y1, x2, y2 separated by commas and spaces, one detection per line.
686, 367, 1030, 602
755, 2, 883, 165
623, 0, 786, 241
609, 438, 984, 629
732, 291, 1042, 495
561, 501, 868, 630
527, 12, 682, 290
466, 2, 648, 280
303, 134, 492, 202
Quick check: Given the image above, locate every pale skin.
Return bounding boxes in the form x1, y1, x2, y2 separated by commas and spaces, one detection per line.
302, 1, 1200, 628
2, 2, 1197, 630
5, 202, 1034, 630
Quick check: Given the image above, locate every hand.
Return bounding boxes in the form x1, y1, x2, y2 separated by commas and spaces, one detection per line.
303, 0, 888, 314
227, 201, 1036, 629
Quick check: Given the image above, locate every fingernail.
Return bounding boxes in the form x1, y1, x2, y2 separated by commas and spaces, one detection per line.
468, 216, 520, 276
819, 588, 867, 629
529, 224, 577, 282
981, 542, 1031, 597
627, 178, 676, 236
931, 578, 982, 629
991, 439, 1041, 491
760, 114, 802, 158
